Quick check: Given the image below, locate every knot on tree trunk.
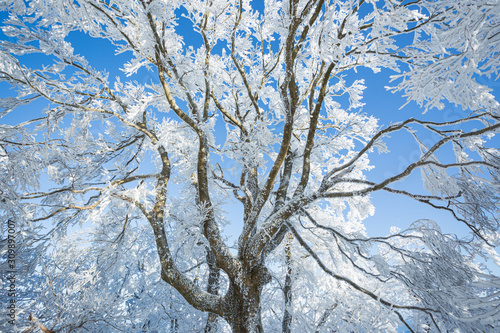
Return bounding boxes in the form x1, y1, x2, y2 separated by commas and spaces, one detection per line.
246, 263, 272, 288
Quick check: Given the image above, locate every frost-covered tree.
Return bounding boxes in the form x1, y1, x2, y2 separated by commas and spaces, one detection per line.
1, 0, 500, 332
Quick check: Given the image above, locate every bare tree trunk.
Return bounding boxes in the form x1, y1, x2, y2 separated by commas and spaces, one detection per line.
223, 265, 271, 333
282, 232, 294, 333
204, 249, 220, 332
225, 286, 264, 333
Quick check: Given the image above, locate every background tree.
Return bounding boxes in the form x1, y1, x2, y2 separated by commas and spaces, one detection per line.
1, 0, 499, 332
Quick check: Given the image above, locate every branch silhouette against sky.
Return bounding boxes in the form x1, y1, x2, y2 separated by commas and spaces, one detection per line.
0, 0, 499, 332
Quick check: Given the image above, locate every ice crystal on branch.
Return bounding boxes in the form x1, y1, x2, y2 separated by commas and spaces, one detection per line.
0, 0, 499, 332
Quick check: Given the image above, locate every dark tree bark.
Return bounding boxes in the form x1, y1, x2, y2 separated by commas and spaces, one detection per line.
222, 264, 271, 333
204, 249, 221, 332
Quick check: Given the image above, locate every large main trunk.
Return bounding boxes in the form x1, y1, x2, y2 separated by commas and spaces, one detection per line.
223, 265, 271, 333
224, 283, 264, 333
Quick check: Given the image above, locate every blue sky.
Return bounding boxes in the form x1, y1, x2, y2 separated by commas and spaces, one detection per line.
1, 5, 500, 333
1, 2, 499, 265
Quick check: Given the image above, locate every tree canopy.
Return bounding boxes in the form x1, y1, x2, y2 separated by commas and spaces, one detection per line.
1, 0, 500, 332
